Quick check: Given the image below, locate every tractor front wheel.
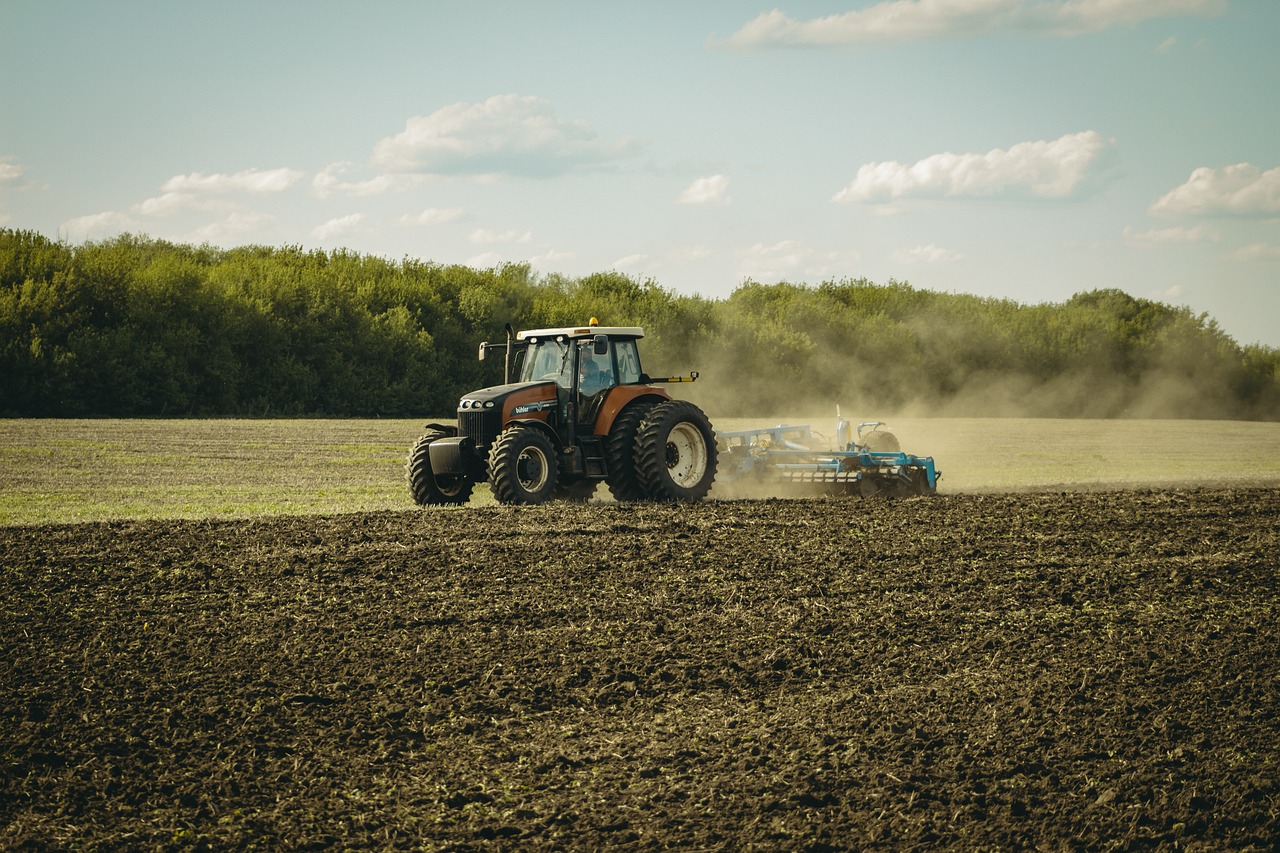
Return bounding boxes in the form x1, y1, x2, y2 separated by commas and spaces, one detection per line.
635, 400, 717, 502
489, 425, 559, 505
405, 429, 474, 506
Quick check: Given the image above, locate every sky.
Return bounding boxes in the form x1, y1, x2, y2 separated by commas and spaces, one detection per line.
2, 0, 1278, 346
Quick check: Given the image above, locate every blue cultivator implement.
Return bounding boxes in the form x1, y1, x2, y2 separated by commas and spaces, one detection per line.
716, 410, 940, 497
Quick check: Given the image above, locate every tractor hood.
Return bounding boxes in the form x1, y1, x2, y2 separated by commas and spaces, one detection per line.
458, 381, 559, 420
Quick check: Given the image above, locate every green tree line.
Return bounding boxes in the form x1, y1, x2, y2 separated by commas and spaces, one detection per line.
2, 229, 1277, 419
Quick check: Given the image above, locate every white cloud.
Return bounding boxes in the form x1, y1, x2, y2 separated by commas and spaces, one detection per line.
470, 228, 532, 245
400, 207, 466, 226
613, 253, 648, 269
892, 243, 965, 264
312, 213, 367, 241
0, 159, 23, 185
1123, 224, 1218, 247
466, 251, 504, 268
833, 131, 1112, 204
132, 191, 232, 217
744, 239, 809, 274
1156, 35, 1178, 54
531, 249, 574, 268
718, 0, 1226, 48
60, 166, 299, 241
134, 192, 196, 216
313, 161, 408, 198
120, 167, 304, 225
60, 211, 138, 240
1148, 283, 1183, 301
740, 239, 861, 281
162, 167, 305, 195
678, 174, 731, 205
669, 245, 713, 264
1149, 163, 1280, 217
371, 94, 641, 177
185, 211, 275, 245
1230, 243, 1280, 262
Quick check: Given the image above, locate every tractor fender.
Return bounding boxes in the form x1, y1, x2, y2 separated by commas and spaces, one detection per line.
504, 417, 563, 451
594, 386, 671, 437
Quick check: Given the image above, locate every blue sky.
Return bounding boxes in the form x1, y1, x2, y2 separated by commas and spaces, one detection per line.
3, 0, 1278, 346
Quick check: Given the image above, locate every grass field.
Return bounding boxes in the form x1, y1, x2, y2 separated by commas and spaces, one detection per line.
2, 417, 1279, 526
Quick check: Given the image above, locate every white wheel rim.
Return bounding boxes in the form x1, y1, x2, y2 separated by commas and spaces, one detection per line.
665, 423, 707, 488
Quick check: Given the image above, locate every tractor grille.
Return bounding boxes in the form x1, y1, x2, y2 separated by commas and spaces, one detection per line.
459, 409, 501, 448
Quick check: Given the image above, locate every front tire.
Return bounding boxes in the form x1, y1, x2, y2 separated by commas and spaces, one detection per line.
635, 400, 717, 502
406, 429, 474, 506
489, 425, 559, 505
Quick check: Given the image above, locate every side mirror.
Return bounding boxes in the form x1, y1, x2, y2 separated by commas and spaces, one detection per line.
593, 334, 609, 356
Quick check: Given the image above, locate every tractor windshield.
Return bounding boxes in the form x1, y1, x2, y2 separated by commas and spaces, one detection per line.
520, 339, 572, 385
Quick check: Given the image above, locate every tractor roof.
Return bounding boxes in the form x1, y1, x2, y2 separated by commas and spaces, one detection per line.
517, 324, 645, 341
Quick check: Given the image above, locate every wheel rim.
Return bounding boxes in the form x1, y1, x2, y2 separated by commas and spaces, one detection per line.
436, 475, 468, 498
664, 423, 707, 488
515, 445, 551, 493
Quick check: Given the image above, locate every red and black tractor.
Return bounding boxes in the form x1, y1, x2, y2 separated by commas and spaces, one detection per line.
406, 320, 717, 505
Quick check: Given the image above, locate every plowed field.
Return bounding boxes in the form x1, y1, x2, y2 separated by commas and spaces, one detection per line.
3, 489, 1278, 850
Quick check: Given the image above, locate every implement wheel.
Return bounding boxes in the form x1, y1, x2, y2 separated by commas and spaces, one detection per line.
635, 400, 717, 502
489, 425, 558, 505
405, 429, 474, 506
862, 430, 900, 452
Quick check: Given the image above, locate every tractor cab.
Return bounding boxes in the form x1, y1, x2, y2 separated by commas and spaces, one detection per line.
510, 324, 646, 429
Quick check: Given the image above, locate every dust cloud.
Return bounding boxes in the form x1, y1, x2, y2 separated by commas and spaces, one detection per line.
662, 324, 1265, 423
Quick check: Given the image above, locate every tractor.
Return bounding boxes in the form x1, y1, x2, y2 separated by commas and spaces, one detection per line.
406, 319, 717, 506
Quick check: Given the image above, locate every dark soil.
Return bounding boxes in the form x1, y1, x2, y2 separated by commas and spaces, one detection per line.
3, 489, 1279, 850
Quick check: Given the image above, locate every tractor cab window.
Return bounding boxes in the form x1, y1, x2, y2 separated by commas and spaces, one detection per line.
614, 339, 641, 384
577, 341, 616, 398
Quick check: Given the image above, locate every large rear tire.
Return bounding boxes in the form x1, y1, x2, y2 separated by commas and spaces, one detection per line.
489, 425, 559, 505
405, 429, 474, 506
635, 400, 717, 502
605, 400, 656, 502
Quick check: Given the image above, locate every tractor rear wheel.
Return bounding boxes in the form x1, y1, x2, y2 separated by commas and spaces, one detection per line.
862, 430, 901, 452
605, 400, 656, 502
635, 400, 717, 502
489, 425, 559, 505
405, 429, 474, 506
